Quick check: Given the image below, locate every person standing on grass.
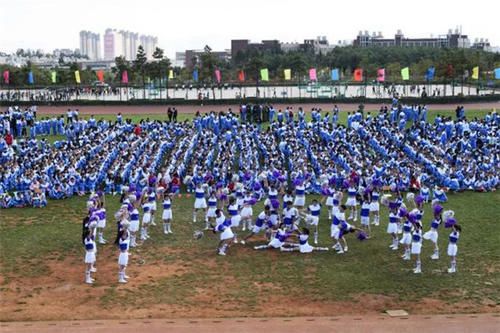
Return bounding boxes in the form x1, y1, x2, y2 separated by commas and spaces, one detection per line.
423, 200, 444, 260
410, 222, 423, 274
212, 209, 234, 256
240, 191, 254, 232
193, 183, 207, 223
96, 201, 107, 244
345, 181, 358, 221
241, 205, 271, 245
447, 223, 461, 274
360, 194, 371, 238
117, 221, 131, 284
227, 196, 242, 243
83, 228, 96, 285
387, 201, 400, 251
173, 108, 178, 123
161, 192, 173, 234
369, 183, 381, 226
302, 198, 321, 244
128, 195, 140, 247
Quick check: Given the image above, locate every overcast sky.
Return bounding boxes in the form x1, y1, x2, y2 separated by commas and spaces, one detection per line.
1, 0, 499, 58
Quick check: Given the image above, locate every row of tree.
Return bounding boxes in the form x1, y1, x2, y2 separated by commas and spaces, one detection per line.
1, 45, 499, 87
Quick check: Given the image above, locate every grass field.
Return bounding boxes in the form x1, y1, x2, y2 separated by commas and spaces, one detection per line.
0, 190, 499, 321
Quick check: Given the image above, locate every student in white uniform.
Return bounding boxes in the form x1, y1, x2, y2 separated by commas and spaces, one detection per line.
282, 201, 299, 231
369, 188, 380, 226
302, 199, 321, 244
118, 221, 131, 283
423, 207, 447, 260
212, 209, 234, 256
293, 182, 306, 214
399, 213, 413, 261
241, 206, 270, 244
83, 229, 96, 284
193, 183, 207, 223
205, 192, 218, 230
161, 192, 173, 234
240, 191, 254, 231
345, 185, 358, 221
447, 224, 461, 274
254, 223, 294, 251
128, 196, 140, 247
280, 227, 329, 253
360, 195, 371, 238
140, 199, 152, 241
411, 223, 423, 274
387, 202, 400, 250
227, 196, 242, 243
96, 202, 107, 244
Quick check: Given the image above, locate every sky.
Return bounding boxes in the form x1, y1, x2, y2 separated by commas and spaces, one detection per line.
1, 0, 499, 59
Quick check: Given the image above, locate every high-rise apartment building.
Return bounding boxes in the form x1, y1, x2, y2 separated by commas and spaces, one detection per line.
103, 29, 158, 60
79, 31, 101, 60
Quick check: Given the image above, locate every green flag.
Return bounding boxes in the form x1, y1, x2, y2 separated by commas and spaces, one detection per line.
51, 71, 56, 83
401, 67, 410, 81
260, 68, 269, 81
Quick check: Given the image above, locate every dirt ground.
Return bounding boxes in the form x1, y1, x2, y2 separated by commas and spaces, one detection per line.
36, 101, 500, 115
2, 314, 499, 333
1, 248, 497, 322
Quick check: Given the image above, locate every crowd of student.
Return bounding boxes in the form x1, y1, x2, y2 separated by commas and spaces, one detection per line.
1, 102, 498, 210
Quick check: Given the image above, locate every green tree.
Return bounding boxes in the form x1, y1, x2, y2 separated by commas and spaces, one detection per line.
133, 45, 148, 97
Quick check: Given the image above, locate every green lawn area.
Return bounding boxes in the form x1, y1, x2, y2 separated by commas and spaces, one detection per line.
0, 190, 499, 320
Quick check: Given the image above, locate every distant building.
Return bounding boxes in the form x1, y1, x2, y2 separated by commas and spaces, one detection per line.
231, 39, 280, 58
471, 38, 492, 51
103, 28, 158, 61
174, 52, 186, 68
79, 31, 101, 60
184, 49, 230, 69
353, 29, 470, 48
281, 36, 338, 54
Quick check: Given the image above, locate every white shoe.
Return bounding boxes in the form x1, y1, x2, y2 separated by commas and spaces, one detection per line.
392, 246, 399, 251
85, 279, 93, 284
151, 221, 156, 226
447, 268, 456, 274
90, 267, 97, 273
344, 246, 348, 252
430, 254, 439, 260
414, 267, 422, 274
218, 251, 226, 256
402, 255, 410, 261
164, 230, 168, 235
99, 239, 107, 244
168, 230, 173, 234
124, 275, 130, 280
204, 227, 210, 230
314, 239, 318, 245
242, 226, 246, 231
336, 249, 344, 254
118, 278, 127, 283
240, 240, 246, 245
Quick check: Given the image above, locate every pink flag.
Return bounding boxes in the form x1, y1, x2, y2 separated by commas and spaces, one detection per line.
309, 68, 317, 81
215, 69, 221, 83
3, 70, 9, 84
121, 70, 128, 84
377, 68, 385, 82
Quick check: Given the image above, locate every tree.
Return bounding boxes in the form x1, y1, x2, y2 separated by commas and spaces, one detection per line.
133, 45, 148, 98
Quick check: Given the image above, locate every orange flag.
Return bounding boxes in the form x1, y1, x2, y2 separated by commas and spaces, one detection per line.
96, 70, 104, 82
354, 68, 363, 82
238, 70, 245, 82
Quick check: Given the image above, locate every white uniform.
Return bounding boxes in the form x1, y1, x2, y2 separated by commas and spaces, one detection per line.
84, 237, 96, 264
228, 204, 241, 227
252, 211, 268, 233
96, 208, 106, 228
269, 228, 288, 248
283, 206, 298, 230
306, 203, 321, 226
118, 232, 130, 266
369, 191, 380, 212
411, 229, 423, 255
162, 198, 172, 220
148, 192, 157, 211
387, 212, 399, 234
129, 209, 140, 232
447, 231, 459, 256
298, 234, 314, 253
216, 218, 234, 241
345, 187, 357, 206
206, 197, 218, 218
265, 188, 279, 207
194, 188, 207, 209
423, 219, 440, 243
142, 202, 152, 224
360, 202, 370, 226
330, 211, 345, 239
399, 221, 412, 245
240, 196, 253, 219
325, 188, 335, 207
293, 185, 306, 206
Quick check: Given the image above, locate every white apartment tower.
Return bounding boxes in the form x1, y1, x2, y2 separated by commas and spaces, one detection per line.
103, 28, 158, 60
79, 31, 101, 60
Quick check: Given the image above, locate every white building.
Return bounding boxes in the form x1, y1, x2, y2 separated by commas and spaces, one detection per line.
103, 28, 158, 60
79, 31, 101, 60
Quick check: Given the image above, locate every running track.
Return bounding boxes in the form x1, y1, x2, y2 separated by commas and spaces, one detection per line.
2, 314, 499, 333
37, 101, 500, 115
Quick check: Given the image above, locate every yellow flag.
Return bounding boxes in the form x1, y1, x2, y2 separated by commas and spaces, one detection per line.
74, 70, 81, 84
401, 67, 410, 81
284, 69, 291, 80
260, 68, 269, 81
471, 66, 479, 80
168, 69, 174, 79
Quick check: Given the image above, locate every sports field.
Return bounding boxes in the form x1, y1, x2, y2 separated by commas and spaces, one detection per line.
1, 104, 499, 321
